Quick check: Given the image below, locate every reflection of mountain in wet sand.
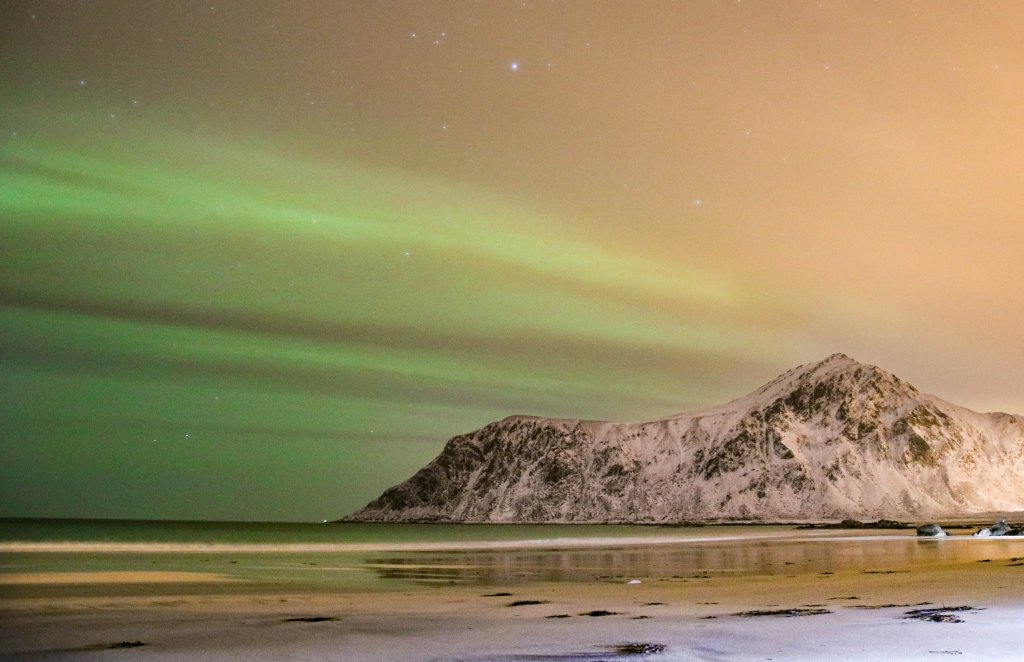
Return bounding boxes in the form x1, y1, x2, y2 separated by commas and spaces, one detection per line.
362, 531, 1019, 586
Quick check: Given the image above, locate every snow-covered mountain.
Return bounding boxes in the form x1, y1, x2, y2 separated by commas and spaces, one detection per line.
346, 354, 1024, 522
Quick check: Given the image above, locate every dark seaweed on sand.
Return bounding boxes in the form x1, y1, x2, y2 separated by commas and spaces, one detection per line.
733, 607, 831, 617
108, 641, 146, 649
850, 602, 929, 610
492, 641, 667, 659
614, 643, 666, 654
904, 606, 980, 623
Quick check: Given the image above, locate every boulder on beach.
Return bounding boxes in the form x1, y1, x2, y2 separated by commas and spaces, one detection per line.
916, 524, 947, 537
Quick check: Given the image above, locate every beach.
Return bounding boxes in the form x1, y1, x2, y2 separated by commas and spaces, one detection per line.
2, 523, 1024, 660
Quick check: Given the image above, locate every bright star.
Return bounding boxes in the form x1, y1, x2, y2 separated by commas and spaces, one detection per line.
510, 62, 519, 71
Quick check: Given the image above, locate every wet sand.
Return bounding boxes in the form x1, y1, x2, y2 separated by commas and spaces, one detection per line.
2, 543, 1024, 660
0, 572, 237, 585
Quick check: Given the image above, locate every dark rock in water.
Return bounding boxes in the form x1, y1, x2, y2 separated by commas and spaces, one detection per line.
991, 520, 1012, 535
973, 519, 1017, 537
916, 523, 947, 537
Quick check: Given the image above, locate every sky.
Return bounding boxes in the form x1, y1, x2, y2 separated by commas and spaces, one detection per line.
2, 1, 1024, 522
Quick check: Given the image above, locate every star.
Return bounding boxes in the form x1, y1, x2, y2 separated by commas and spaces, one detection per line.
509, 62, 519, 71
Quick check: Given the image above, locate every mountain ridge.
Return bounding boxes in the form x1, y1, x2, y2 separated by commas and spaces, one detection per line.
346, 355, 1024, 523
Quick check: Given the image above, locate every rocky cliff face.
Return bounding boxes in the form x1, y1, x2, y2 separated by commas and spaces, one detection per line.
346, 354, 1024, 522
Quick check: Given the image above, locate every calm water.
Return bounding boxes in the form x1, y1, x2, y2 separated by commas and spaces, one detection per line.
1, 518, 1021, 598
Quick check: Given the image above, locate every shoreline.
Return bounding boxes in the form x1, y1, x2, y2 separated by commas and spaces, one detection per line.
3, 527, 1021, 556
3, 537, 1024, 660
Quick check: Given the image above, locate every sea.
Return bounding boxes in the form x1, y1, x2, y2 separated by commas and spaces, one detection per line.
0, 518, 1015, 600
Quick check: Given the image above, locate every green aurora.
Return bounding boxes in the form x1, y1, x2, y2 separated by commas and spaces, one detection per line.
1, 100, 792, 520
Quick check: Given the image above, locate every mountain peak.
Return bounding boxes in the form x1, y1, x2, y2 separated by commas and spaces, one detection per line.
800, 352, 862, 373
786, 352, 863, 383
747, 353, 883, 398
741, 353, 920, 422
